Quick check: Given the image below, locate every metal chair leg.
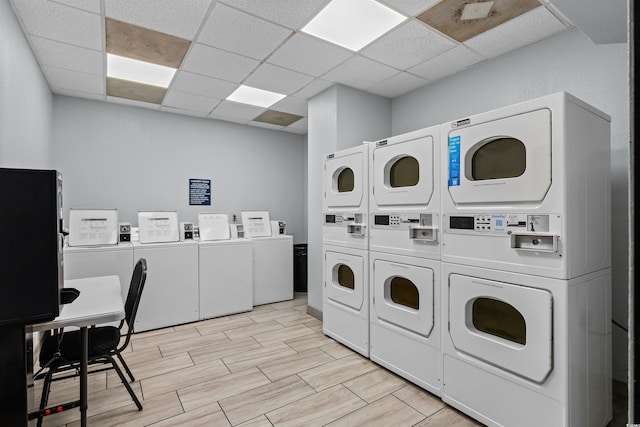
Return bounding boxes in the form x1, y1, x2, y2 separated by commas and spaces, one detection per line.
116, 353, 135, 382
106, 355, 143, 410
37, 367, 56, 427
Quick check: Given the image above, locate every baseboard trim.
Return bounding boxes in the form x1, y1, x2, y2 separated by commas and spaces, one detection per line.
306, 305, 322, 321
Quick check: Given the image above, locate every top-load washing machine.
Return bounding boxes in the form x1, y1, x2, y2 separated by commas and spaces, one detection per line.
323, 144, 369, 250
323, 144, 370, 357
197, 213, 253, 319
369, 125, 440, 259
441, 92, 611, 280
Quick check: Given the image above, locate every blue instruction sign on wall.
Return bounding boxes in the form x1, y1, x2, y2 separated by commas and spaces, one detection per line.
448, 136, 461, 187
189, 179, 211, 206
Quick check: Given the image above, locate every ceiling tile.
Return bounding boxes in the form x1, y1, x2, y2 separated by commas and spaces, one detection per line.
54, 87, 105, 101
286, 116, 308, 130
361, 20, 457, 70
160, 106, 209, 118
267, 33, 353, 77
417, 0, 541, 43
217, 0, 331, 30
293, 78, 334, 99
106, 18, 191, 68
106, 95, 161, 110
249, 121, 285, 130
409, 45, 484, 81
163, 90, 220, 113
282, 126, 308, 134
30, 35, 103, 76
43, 65, 103, 94
210, 100, 266, 122
198, 3, 292, 61
106, 77, 167, 104
171, 71, 238, 99
322, 55, 399, 91
378, 0, 441, 17
464, 6, 567, 58
367, 71, 429, 98
53, 0, 101, 14
11, 0, 102, 50
105, 0, 212, 39
272, 96, 308, 116
244, 63, 314, 95
182, 43, 260, 83
253, 109, 303, 126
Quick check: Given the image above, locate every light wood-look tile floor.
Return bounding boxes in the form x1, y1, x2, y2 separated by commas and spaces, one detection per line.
34, 293, 625, 427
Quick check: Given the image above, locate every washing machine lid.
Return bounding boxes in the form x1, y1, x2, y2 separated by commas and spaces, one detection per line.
198, 212, 230, 241
448, 273, 553, 383
371, 135, 434, 207
372, 259, 434, 338
324, 249, 365, 311
324, 149, 366, 209
446, 108, 551, 205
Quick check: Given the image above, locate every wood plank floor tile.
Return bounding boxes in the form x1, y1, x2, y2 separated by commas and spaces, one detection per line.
412, 406, 483, 426
343, 368, 408, 403
116, 345, 163, 368
178, 367, 271, 412
131, 327, 176, 340
284, 331, 335, 352
252, 324, 315, 347
258, 348, 335, 381
131, 327, 201, 351
223, 320, 284, 341
298, 353, 377, 392
222, 343, 297, 373
149, 402, 230, 427
265, 384, 366, 427
249, 307, 302, 323
189, 336, 262, 365
141, 358, 230, 399
319, 340, 361, 359
196, 315, 256, 336
325, 394, 425, 427
275, 312, 320, 327
236, 415, 274, 427
108, 352, 193, 385
269, 297, 307, 310
66, 391, 183, 427
158, 331, 228, 357
392, 383, 445, 417
219, 375, 316, 425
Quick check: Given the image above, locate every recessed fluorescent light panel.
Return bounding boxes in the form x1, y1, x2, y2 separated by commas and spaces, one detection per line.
302, 0, 406, 51
107, 53, 176, 88
226, 85, 286, 108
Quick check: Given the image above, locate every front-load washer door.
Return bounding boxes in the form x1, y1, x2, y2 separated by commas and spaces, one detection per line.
325, 151, 365, 209
448, 274, 552, 383
447, 109, 551, 205
373, 259, 434, 337
372, 136, 434, 207
324, 249, 365, 311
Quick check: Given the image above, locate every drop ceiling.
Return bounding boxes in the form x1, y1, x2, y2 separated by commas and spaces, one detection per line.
10, 0, 573, 134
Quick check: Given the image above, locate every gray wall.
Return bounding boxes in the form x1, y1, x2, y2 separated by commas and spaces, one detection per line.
307, 85, 391, 311
0, 0, 53, 168
391, 28, 629, 381
52, 96, 307, 244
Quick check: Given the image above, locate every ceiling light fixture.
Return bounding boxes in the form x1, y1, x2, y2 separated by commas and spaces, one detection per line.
226, 85, 286, 108
107, 53, 177, 88
302, 0, 406, 51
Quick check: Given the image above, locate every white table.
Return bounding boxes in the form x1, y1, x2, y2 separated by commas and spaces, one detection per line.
31, 276, 124, 427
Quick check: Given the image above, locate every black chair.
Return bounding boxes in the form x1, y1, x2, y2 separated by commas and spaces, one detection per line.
36, 258, 148, 422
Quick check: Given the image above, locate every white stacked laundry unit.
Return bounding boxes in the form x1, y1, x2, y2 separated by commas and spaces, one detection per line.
440, 92, 612, 427
368, 125, 443, 396
322, 144, 370, 357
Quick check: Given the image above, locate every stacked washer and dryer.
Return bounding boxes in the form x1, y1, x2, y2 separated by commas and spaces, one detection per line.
440, 92, 612, 427
322, 92, 612, 427
322, 144, 371, 357
368, 126, 442, 396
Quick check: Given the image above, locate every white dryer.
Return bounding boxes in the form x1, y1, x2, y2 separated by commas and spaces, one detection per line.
323, 244, 369, 357
369, 251, 441, 395
369, 125, 440, 259
441, 262, 611, 427
323, 144, 369, 250
441, 92, 611, 279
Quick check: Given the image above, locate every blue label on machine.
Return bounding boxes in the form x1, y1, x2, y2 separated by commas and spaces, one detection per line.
448, 136, 461, 186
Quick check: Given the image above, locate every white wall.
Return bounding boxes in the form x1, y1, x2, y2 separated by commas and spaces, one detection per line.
52, 96, 307, 243
307, 85, 391, 311
0, 1, 53, 168
391, 28, 629, 381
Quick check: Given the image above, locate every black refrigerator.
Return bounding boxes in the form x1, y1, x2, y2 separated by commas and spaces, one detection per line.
0, 168, 65, 426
